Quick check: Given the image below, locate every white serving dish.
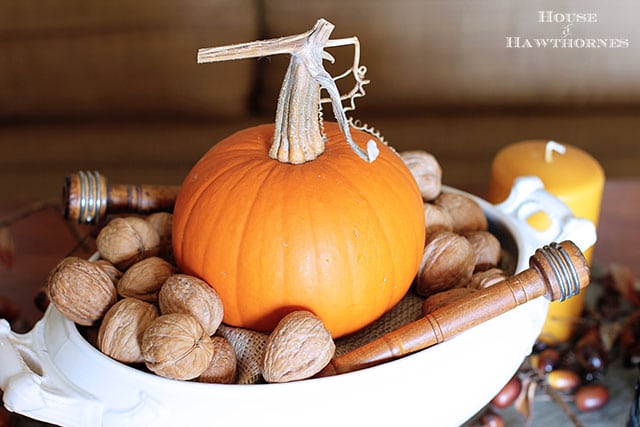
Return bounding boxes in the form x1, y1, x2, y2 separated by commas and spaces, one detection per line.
0, 176, 596, 427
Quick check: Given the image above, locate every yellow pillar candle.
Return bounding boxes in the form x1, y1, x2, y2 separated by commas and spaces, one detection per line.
488, 140, 604, 344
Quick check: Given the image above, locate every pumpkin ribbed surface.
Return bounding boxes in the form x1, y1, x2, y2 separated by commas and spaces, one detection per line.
172, 122, 425, 338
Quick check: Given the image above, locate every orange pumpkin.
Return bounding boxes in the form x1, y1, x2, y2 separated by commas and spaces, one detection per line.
172, 19, 425, 338
173, 122, 424, 338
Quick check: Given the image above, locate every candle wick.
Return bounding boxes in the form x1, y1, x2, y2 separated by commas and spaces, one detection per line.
545, 141, 566, 163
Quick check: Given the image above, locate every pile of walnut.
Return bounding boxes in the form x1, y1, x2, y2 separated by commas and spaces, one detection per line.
48, 214, 239, 383
46, 149, 508, 385
400, 150, 508, 306
47, 213, 334, 384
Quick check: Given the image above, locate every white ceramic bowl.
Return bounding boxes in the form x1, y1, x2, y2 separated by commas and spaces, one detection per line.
0, 176, 596, 427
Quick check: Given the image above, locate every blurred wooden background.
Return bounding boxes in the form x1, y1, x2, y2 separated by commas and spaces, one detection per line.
1, 0, 639, 205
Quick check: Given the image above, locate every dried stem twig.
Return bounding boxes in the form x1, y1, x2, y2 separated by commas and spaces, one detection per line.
522, 363, 584, 427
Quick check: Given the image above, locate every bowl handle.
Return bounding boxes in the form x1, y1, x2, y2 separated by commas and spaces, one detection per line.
495, 176, 597, 253
0, 317, 104, 427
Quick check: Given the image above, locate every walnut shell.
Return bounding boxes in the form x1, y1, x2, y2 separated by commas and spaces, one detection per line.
146, 212, 173, 260
98, 298, 159, 364
465, 231, 502, 271
141, 313, 214, 380
158, 274, 224, 336
96, 216, 161, 270
261, 310, 335, 383
117, 257, 175, 303
424, 202, 454, 237
416, 231, 476, 297
399, 150, 442, 201
434, 192, 488, 233
197, 336, 237, 384
146, 212, 172, 243
48, 256, 117, 326
468, 268, 508, 289
421, 287, 477, 315
94, 260, 123, 286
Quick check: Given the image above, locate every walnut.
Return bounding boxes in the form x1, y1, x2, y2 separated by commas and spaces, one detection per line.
97, 298, 159, 364
94, 259, 122, 285
399, 150, 442, 201
146, 212, 172, 243
146, 212, 173, 260
48, 256, 117, 326
158, 274, 224, 336
416, 231, 476, 297
424, 202, 454, 237
468, 268, 508, 289
261, 311, 335, 383
117, 257, 175, 303
465, 231, 502, 271
198, 336, 237, 384
421, 287, 477, 315
434, 192, 488, 233
96, 216, 161, 270
141, 313, 214, 380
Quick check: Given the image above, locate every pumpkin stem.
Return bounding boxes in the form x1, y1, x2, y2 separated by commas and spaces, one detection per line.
197, 18, 378, 164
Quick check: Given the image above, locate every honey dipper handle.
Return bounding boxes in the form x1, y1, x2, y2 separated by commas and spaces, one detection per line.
319, 241, 589, 376
62, 171, 181, 224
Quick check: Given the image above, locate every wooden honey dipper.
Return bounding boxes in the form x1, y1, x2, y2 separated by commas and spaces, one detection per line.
318, 240, 590, 377
62, 171, 180, 224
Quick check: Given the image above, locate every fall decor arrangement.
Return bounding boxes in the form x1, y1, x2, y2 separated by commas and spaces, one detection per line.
0, 17, 636, 427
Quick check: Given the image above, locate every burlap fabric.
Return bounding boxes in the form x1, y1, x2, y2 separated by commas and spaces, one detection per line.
217, 290, 424, 384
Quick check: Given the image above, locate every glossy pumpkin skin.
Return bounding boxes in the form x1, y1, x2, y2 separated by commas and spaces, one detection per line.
172, 122, 425, 338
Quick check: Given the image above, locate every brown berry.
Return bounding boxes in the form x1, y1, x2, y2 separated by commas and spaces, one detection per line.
491, 375, 522, 409
537, 348, 561, 374
547, 369, 581, 392
575, 327, 608, 375
480, 408, 504, 427
575, 383, 609, 412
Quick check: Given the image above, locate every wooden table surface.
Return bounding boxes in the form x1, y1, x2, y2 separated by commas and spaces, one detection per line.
1, 178, 639, 426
